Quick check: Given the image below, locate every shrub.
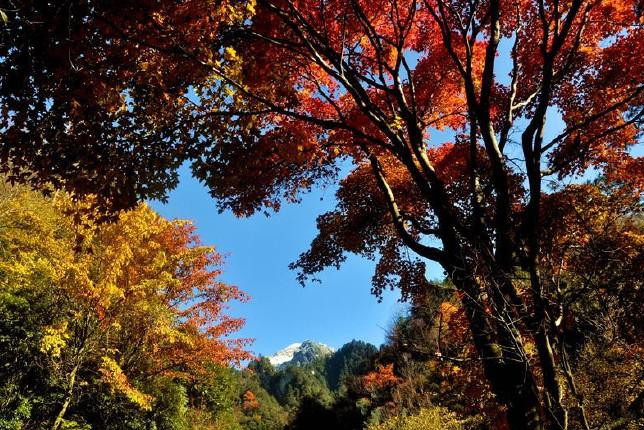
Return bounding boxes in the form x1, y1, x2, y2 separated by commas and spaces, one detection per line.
367, 407, 462, 430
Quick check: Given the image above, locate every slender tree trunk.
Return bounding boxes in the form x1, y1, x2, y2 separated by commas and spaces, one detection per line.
52, 362, 80, 430
559, 338, 591, 430
535, 329, 568, 429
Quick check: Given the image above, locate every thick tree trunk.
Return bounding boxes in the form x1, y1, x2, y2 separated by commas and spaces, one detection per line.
456, 277, 545, 430
502, 371, 544, 430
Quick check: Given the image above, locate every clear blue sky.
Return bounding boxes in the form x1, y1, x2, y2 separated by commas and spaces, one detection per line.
150, 166, 415, 357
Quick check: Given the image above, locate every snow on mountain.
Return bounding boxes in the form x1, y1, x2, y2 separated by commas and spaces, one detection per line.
268, 342, 303, 367
268, 341, 335, 368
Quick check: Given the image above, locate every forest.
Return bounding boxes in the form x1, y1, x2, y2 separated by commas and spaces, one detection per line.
0, 0, 642, 429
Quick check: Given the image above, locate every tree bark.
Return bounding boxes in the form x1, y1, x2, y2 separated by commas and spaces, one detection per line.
51, 362, 80, 430
454, 274, 545, 430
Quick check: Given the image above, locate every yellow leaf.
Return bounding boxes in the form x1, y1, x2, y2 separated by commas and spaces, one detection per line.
224, 46, 238, 62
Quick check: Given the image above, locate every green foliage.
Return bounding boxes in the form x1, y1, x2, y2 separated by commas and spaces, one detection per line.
325, 340, 377, 391
192, 364, 241, 422
149, 379, 189, 430
286, 397, 340, 430
0, 395, 31, 430
247, 358, 276, 391
237, 369, 288, 430
271, 363, 333, 412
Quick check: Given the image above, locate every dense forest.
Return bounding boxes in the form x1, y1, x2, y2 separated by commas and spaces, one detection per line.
1, 0, 643, 428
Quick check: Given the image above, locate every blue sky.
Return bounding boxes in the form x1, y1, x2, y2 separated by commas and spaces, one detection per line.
150, 166, 416, 357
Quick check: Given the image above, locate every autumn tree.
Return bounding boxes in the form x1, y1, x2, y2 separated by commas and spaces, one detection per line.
1, 1, 643, 429
377, 286, 500, 426
0, 182, 251, 429
536, 182, 644, 429
366, 406, 463, 430
0, 0, 254, 210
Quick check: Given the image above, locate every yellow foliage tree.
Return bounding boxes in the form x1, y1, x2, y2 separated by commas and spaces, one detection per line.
0, 182, 250, 429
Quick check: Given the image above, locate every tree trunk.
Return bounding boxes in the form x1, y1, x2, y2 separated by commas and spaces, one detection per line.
456, 277, 545, 430
52, 362, 80, 430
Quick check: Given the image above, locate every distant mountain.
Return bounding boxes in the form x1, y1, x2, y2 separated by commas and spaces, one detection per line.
268, 340, 335, 368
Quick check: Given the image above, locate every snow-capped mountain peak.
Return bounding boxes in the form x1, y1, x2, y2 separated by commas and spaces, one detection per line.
268, 341, 334, 368
268, 342, 303, 367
